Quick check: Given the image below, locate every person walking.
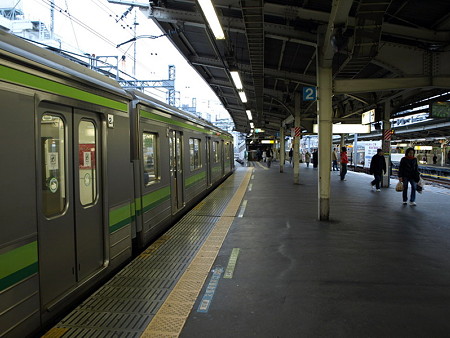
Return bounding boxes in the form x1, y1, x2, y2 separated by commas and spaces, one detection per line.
332, 148, 339, 171
305, 151, 311, 167
266, 147, 273, 168
369, 149, 386, 191
340, 146, 348, 181
398, 147, 420, 206
289, 148, 293, 164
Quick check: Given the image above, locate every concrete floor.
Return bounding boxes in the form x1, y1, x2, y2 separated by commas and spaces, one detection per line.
181, 163, 450, 337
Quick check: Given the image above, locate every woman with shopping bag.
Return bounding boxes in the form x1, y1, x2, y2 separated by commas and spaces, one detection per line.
398, 148, 421, 206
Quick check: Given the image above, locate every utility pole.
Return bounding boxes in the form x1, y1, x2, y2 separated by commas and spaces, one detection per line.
133, 9, 138, 76
50, 0, 54, 38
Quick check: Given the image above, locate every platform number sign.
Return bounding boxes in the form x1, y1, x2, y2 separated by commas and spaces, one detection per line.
303, 86, 317, 101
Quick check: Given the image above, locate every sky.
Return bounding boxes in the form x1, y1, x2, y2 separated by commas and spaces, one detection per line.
14, 0, 230, 120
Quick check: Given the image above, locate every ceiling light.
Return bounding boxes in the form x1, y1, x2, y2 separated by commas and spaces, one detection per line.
246, 110, 252, 120
230, 71, 243, 90
197, 0, 225, 40
238, 91, 247, 103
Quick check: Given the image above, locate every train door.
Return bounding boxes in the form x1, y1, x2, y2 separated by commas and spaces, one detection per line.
169, 130, 184, 212
37, 104, 104, 309
221, 140, 225, 176
73, 110, 103, 280
206, 137, 212, 187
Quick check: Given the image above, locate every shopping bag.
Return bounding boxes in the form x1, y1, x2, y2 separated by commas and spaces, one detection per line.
395, 181, 403, 192
417, 177, 424, 194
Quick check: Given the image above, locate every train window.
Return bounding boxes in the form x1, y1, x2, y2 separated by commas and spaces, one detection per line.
213, 141, 219, 163
143, 132, 157, 185
189, 138, 202, 171
41, 114, 66, 217
78, 120, 97, 205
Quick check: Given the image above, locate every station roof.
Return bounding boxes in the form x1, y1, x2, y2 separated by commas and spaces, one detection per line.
112, 0, 450, 137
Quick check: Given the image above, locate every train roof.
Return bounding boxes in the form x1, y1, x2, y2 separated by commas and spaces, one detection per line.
128, 89, 232, 138
0, 30, 130, 99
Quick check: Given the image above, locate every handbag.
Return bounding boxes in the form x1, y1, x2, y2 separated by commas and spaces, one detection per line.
395, 181, 403, 192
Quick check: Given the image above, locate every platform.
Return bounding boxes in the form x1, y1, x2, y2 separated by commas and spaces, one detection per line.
45, 162, 450, 337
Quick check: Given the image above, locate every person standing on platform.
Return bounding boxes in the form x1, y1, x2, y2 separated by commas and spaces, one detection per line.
256, 148, 262, 161
266, 147, 273, 167
289, 148, 293, 164
332, 147, 339, 171
340, 146, 348, 181
398, 147, 420, 206
312, 149, 318, 168
262, 149, 267, 162
305, 151, 311, 168
433, 153, 437, 164
370, 149, 386, 191
447, 150, 450, 164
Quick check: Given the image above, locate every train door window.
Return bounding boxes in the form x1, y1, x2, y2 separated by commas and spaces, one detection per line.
78, 120, 97, 205
41, 114, 66, 217
143, 132, 158, 185
213, 141, 219, 163
189, 138, 201, 171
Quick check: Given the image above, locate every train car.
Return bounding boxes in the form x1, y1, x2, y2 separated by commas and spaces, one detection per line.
0, 31, 233, 337
128, 90, 234, 248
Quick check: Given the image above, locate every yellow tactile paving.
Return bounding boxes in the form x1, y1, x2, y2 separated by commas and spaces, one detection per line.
41, 327, 69, 338
141, 169, 252, 337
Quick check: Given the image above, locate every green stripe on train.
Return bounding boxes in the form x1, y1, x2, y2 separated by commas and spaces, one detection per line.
109, 204, 133, 233
140, 186, 171, 213
186, 171, 206, 188
0, 241, 38, 291
0, 65, 128, 112
140, 110, 222, 135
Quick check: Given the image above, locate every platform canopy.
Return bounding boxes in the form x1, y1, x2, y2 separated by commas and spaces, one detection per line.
110, 0, 450, 137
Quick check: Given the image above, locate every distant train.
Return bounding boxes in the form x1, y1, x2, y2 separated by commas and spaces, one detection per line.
0, 31, 233, 337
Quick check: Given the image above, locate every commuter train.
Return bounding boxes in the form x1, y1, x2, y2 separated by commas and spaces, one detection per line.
0, 31, 233, 337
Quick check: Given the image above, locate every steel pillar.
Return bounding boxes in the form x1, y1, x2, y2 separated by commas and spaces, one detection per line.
293, 92, 301, 184
382, 101, 392, 187
317, 66, 333, 221
280, 126, 285, 173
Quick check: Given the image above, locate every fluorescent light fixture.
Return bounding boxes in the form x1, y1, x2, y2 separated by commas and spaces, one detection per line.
238, 91, 247, 103
414, 145, 432, 150
250, 122, 254, 128
313, 123, 371, 134
246, 110, 252, 120
197, 0, 225, 40
230, 71, 243, 90
261, 140, 275, 144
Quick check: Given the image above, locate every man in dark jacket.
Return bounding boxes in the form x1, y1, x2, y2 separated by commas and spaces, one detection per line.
398, 147, 420, 205
370, 149, 386, 191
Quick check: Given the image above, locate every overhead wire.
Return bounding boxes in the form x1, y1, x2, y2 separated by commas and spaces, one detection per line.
37, 0, 132, 57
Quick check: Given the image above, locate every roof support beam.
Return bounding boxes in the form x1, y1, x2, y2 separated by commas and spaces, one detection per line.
319, 0, 353, 68
264, 2, 450, 43
334, 76, 450, 94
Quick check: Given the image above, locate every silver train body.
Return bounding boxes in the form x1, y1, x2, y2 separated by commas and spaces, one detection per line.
0, 31, 233, 337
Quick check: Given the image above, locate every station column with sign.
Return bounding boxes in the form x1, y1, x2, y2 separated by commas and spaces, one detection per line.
293, 92, 301, 184
382, 102, 392, 188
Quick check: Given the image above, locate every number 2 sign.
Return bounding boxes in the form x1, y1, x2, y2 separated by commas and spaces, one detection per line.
302, 86, 317, 101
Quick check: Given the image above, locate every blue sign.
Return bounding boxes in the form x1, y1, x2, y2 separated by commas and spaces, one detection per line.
303, 86, 317, 101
